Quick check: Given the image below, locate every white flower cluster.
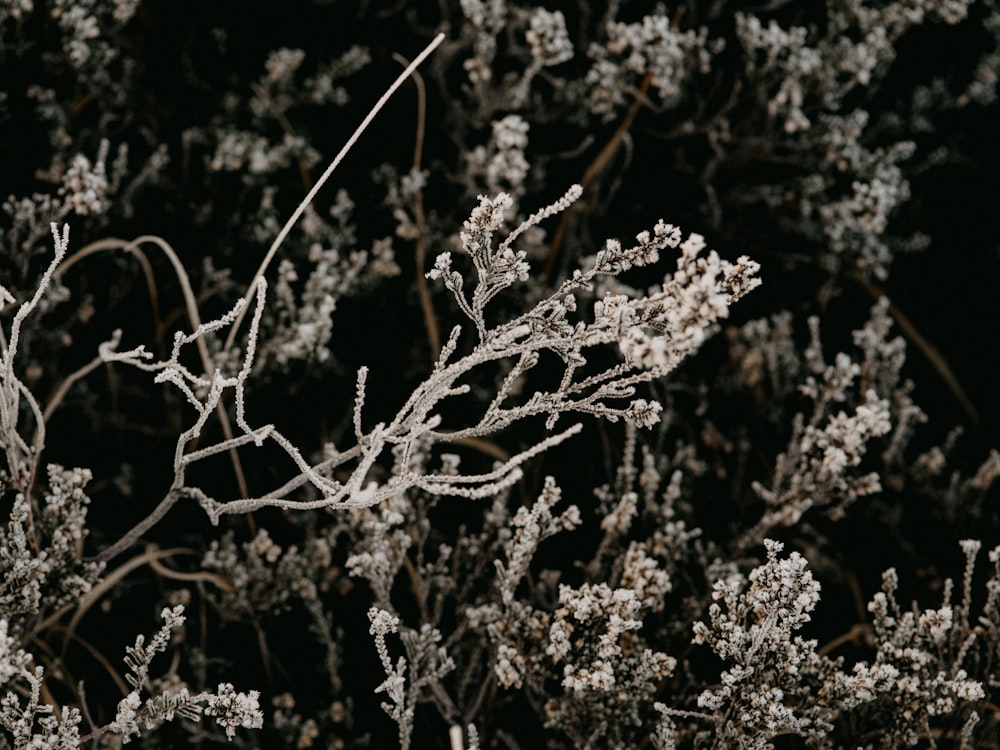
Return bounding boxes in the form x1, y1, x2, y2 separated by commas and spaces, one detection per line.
247, 43, 369, 117
691, 540, 838, 745
737, 7, 911, 134
59, 140, 112, 216
429, 191, 530, 338
203, 526, 335, 615
494, 643, 527, 690
726, 310, 801, 398
271, 250, 335, 354
735, 14, 822, 134
368, 606, 401, 638
466, 115, 531, 197
305, 45, 372, 106
460, 0, 506, 34
737, 0, 956, 138
526, 8, 573, 69
0, 0, 32, 22
816, 125, 917, 279
0, 620, 30, 687
593, 219, 682, 275
752, 21, 940, 284
612, 232, 762, 371
111, 606, 263, 742
460, 0, 507, 84
264, 47, 306, 83
820, 377, 891, 455
540, 568, 675, 745
818, 545, 988, 745
210, 130, 317, 176
464, 477, 580, 690
841, 0, 973, 29
964, 7, 1000, 105
547, 582, 675, 693
257, 192, 398, 368
587, 13, 710, 121
50, 0, 136, 71
347, 504, 415, 605
620, 541, 673, 612
204, 683, 265, 740
0, 464, 102, 637
0, 664, 82, 749
794, 111, 922, 280
498, 477, 581, 607
743, 302, 899, 543
366, 607, 454, 750
850, 297, 908, 402
503, 6, 577, 106
212, 44, 368, 180
753, 390, 891, 532
667, 537, 996, 747
598, 488, 638, 534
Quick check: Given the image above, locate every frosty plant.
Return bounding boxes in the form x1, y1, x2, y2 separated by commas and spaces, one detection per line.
3, 2, 999, 748
0, 28, 763, 570
66, 35, 761, 556
89, 181, 758, 546
107, 606, 263, 743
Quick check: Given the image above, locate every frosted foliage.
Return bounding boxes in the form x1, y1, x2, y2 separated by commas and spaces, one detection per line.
1, 7, 997, 748
526, 8, 573, 68
111, 606, 263, 743
587, 13, 710, 121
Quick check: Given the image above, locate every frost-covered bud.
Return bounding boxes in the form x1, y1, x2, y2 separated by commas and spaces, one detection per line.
526, 8, 573, 67
368, 607, 400, 636
628, 398, 663, 428
205, 683, 264, 739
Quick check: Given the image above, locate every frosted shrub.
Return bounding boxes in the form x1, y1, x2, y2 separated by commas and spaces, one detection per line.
1, 1, 998, 748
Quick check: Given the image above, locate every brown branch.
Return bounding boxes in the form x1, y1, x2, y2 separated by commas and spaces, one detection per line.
852, 273, 982, 433
542, 72, 654, 284
393, 51, 442, 360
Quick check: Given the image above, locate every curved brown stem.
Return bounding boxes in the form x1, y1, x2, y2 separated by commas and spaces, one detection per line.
393, 51, 442, 361
852, 273, 982, 433
542, 72, 654, 284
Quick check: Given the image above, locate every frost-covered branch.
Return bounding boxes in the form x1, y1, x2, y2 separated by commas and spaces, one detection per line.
100, 186, 758, 536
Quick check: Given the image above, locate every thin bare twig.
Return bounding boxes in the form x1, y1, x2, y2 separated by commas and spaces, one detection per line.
223, 33, 446, 353
392, 50, 442, 360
